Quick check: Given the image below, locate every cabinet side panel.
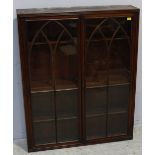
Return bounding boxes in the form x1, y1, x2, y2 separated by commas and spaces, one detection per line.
17, 16, 34, 151
128, 11, 140, 137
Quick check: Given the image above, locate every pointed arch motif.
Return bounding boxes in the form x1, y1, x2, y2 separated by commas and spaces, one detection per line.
28, 20, 78, 89
29, 20, 76, 53
86, 17, 131, 51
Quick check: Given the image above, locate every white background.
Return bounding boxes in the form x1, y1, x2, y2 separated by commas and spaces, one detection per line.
13, 0, 142, 141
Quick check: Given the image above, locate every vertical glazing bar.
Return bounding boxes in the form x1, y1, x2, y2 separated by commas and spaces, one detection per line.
80, 15, 86, 143
53, 43, 58, 144
77, 19, 83, 142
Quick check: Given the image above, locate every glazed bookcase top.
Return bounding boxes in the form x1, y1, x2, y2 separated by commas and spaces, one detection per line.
17, 5, 139, 15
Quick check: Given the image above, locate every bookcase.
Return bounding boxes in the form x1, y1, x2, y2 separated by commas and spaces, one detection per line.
17, 5, 139, 152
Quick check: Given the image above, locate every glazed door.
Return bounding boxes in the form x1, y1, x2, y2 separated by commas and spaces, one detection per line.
85, 17, 131, 140
25, 18, 81, 145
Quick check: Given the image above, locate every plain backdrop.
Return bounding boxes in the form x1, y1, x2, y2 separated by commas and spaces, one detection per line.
13, 0, 142, 141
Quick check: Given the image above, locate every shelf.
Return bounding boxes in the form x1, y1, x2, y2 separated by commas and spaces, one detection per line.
86, 82, 130, 89
109, 68, 130, 85
31, 79, 78, 93
28, 40, 74, 46
33, 116, 55, 123
57, 116, 77, 120
86, 81, 107, 88
28, 37, 128, 47
86, 111, 127, 118
55, 79, 78, 90
30, 81, 53, 92
86, 37, 129, 42
33, 116, 78, 123
86, 113, 106, 118
109, 111, 127, 115
86, 68, 130, 88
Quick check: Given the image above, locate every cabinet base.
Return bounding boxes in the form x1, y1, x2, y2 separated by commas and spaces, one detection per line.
28, 135, 133, 152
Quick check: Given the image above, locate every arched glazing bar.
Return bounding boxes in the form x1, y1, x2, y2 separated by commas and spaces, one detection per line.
87, 18, 131, 50
108, 18, 131, 49
28, 20, 77, 90
86, 17, 131, 82
86, 18, 109, 50
29, 20, 76, 53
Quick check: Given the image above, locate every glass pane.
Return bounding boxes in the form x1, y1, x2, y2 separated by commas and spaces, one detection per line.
31, 92, 54, 120
26, 21, 53, 91
33, 121, 56, 144
54, 20, 78, 90
56, 90, 78, 118
85, 19, 108, 140
108, 85, 129, 113
108, 113, 128, 136
53, 20, 80, 142
86, 87, 107, 115
31, 92, 56, 144
107, 17, 131, 136
57, 118, 79, 142
86, 19, 107, 87
86, 115, 106, 139
108, 17, 131, 85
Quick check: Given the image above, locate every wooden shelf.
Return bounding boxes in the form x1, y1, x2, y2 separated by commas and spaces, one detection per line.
31, 79, 78, 93
28, 37, 128, 47
55, 79, 78, 91
28, 40, 74, 46
33, 116, 55, 123
86, 113, 106, 118
86, 37, 129, 42
86, 68, 130, 88
31, 81, 53, 92
86, 111, 127, 118
33, 116, 78, 123
109, 111, 127, 115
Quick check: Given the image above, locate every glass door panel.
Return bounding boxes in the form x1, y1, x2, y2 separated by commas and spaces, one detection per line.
25, 19, 80, 144
85, 17, 131, 139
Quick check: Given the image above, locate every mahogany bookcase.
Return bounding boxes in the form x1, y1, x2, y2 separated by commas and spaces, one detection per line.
17, 5, 139, 152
